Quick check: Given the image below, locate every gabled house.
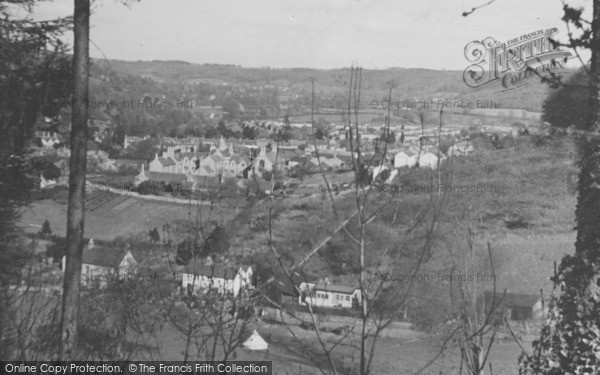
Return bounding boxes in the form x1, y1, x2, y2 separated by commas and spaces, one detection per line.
149, 153, 177, 173
394, 150, 416, 168
181, 261, 253, 297
420, 150, 446, 170
62, 239, 136, 288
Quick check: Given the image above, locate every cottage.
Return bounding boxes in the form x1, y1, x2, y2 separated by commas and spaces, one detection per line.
394, 150, 416, 168
62, 239, 136, 288
181, 261, 253, 297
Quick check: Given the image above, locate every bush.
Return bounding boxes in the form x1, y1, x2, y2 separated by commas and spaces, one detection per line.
40, 220, 52, 236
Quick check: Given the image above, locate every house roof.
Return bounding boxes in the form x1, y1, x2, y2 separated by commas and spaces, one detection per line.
323, 157, 343, 167
260, 152, 279, 163
143, 172, 187, 184
289, 155, 308, 163
82, 247, 131, 268
275, 271, 320, 294
158, 157, 176, 166
182, 262, 245, 280
313, 283, 358, 295
189, 174, 220, 187
482, 291, 540, 308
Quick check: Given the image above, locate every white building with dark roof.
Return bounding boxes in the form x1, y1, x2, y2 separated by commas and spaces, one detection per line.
305, 282, 362, 309
62, 239, 136, 289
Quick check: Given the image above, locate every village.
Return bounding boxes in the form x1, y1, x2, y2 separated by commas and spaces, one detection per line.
21, 105, 554, 338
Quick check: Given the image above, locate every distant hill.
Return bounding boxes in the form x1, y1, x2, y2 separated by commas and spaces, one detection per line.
92, 58, 572, 113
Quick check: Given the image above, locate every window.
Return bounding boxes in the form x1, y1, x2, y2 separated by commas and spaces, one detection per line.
346, 295, 350, 301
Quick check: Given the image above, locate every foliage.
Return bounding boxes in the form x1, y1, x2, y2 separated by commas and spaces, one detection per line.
45, 235, 66, 264
30, 156, 61, 180
148, 227, 160, 243
314, 127, 324, 140
176, 237, 200, 265
40, 219, 52, 236
541, 69, 589, 129
201, 225, 229, 257
520, 3, 600, 374
125, 138, 158, 160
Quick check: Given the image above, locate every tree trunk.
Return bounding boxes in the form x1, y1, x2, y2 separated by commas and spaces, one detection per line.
576, 0, 600, 262
60, 0, 89, 359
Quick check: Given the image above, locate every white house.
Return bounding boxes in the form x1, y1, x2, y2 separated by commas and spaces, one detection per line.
305, 283, 362, 309
394, 150, 416, 168
181, 261, 253, 297
420, 151, 446, 169
62, 239, 137, 288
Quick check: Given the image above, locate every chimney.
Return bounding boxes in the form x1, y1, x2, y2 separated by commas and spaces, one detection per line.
88, 238, 95, 249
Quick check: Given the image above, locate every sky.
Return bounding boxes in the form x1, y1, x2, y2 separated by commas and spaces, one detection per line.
21, 0, 592, 70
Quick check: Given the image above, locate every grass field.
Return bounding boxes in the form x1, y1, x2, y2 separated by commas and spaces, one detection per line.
19, 193, 235, 242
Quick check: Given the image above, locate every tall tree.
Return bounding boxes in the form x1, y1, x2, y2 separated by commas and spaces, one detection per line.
519, 1, 600, 373
0, 0, 72, 359
60, 0, 89, 359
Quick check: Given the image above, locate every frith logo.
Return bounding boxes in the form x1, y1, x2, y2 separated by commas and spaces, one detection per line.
463, 28, 572, 90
